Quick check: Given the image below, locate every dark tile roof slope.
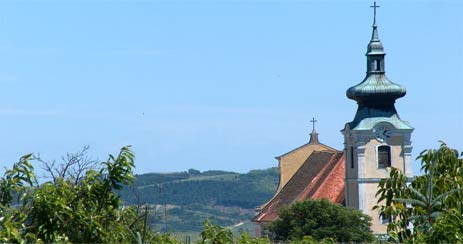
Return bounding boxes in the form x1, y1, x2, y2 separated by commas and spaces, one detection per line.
253, 150, 345, 222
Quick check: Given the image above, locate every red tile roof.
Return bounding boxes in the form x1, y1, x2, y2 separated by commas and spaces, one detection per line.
253, 150, 345, 223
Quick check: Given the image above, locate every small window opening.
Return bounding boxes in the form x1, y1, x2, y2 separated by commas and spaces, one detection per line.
378, 146, 391, 168
375, 60, 381, 71
350, 146, 354, 169
380, 213, 392, 225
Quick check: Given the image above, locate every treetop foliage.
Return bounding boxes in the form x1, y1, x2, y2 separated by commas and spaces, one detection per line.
269, 199, 375, 243
375, 142, 463, 243
0, 146, 153, 243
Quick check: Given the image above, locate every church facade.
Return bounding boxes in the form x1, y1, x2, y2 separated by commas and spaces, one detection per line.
253, 2, 413, 236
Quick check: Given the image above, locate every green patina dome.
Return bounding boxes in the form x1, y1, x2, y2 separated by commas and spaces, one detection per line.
346, 24, 406, 105
347, 74, 406, 104
345, 1, 413, 132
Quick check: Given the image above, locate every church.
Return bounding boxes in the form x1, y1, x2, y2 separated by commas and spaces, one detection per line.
253, 2, 413, 236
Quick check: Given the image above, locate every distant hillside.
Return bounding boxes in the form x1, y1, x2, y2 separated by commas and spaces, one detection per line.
118, 167, 279, 232
120, 168, 279, 209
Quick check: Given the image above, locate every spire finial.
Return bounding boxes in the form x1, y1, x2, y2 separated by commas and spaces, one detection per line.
369, 1, 381, 41
309, 117, 319, 144
370, 1, 380, 27
310, 117, 318, 132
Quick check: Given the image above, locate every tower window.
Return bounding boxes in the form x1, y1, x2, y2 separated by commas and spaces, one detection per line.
380, 213, 392, 225
378, 146, 391, 168
350, 146, 354, 168
371, 59, 381, 71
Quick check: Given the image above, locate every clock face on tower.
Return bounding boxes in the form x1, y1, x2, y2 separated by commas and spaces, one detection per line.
374, 125, 392, 142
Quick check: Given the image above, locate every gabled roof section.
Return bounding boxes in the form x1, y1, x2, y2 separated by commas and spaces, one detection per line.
258, 131, 340, 213
275, 127, 337, 160
253, 150, 345, 223
275, 141, 337, 160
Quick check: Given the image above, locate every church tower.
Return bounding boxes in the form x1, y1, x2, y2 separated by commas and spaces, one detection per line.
342, 2, 413, 234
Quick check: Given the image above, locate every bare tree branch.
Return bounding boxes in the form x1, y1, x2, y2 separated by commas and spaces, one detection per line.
37, 145, 98, 184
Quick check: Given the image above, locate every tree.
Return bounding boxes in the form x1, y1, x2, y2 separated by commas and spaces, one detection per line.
188, 168, 201, 175
0, 153, 39, 243
375, 142, 463, 243
197, 221, 271, 244
269, 199, 374, 242
236, 232, 272, 244
198, 220, 234, 244
37, 145, 98, 184
0, 146, 164, 243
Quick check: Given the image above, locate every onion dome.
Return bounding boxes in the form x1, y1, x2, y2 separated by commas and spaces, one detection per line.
345, 2, 412, 131
346, 74, 406, 107
346, 6, 406, 108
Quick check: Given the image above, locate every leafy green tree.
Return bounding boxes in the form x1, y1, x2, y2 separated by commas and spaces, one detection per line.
197, 221, 272, 244
269, 199, 374, 242
198, 220, 234, 244
375, 142, 463, 243
136, 232, 180, 244
237, 232, 272, 244
27, 146, 138, 243
0, 154, 40, 243
0, 146, 169, 243
288, 236, 336, 244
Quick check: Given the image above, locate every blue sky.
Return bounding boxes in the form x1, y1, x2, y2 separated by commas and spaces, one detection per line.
0, 0, 461, 176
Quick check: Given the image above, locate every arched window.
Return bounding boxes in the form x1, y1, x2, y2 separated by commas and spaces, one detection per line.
378, 146, 391, 168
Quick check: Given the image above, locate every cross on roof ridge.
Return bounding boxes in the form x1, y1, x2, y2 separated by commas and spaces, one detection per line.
310, 117, 318, 132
